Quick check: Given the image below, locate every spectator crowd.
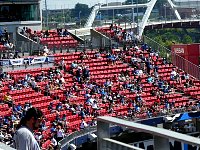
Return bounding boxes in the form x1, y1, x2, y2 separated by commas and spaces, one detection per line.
0, 26, 199, 150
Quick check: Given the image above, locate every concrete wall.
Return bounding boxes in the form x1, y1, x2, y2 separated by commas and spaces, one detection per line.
90, 29, 111, 48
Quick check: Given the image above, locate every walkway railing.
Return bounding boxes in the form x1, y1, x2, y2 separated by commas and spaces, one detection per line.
143, 35, 200, 80
58, 125, 97, 149
58, 106, 199, 149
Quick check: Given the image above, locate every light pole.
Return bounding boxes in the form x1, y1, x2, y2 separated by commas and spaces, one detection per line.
131, 0, 134, 26
164, 4, 167, 24
112, 9, 114, 24
79, 11, 82, 28
99, 12, 102, 26
62, 6, 65, 28
45, 0, 48, 28
136, 0, 139, 35
169, 7, 172, 21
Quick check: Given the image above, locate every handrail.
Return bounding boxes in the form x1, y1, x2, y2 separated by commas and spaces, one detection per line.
85, 5, 99, 28
143, 35, 200, 80
17, 27, 39, 44
58, 125, 97, 149
58, 106, 199, 149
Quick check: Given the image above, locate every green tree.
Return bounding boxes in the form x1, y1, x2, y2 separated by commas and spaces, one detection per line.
72, 3, 90, 19
182, 35, 193, 44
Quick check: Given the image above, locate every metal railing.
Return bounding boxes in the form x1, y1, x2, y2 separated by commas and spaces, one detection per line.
97, 116, 200, 150
102, 138, 144, 150
0, 62, 54, 72
58, 106, 198, 149
58, 125, 97, 149
143, 35, 200, 80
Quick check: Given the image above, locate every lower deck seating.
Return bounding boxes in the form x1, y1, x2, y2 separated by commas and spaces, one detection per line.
0, 44, 199, 149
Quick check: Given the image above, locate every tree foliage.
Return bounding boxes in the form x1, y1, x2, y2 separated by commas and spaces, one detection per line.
145, 28, 200, 49
182, 35, 193, 44
72, 3, 91, 19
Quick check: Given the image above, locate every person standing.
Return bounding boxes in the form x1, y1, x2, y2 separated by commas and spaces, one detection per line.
13, 107, 44, 150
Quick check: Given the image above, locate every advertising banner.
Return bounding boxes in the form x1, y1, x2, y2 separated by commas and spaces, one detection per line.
47, 56, 55, 63
29, 56, 47, 65
9, 58, 24, 66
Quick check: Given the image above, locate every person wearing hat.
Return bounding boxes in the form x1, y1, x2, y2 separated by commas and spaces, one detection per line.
12, 107, 44, 150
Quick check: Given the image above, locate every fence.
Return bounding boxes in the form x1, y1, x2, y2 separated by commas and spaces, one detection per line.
58, 125, 97, 149
57, 106, 199, 149
143, 35, 200, 80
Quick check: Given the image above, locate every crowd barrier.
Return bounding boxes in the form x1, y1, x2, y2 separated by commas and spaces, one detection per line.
58, 107, 199, 149
0, 55, 55, 66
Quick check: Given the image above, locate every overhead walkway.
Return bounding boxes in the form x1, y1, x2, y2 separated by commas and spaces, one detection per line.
97, 116, 200, 150
85, 0, 186, 36
70, 19, 200, 38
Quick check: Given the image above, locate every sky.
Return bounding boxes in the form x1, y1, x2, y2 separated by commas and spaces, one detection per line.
41, 0, 126, 9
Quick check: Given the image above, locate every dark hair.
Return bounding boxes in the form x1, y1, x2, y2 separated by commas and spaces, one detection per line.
16, 107, 43, 129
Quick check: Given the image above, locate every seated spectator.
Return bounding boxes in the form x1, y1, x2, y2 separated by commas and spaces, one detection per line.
104, 79, 113, 92
90, 118, 97, 126
82, 66, 90, 81
135, 94, 142, 102
147, 75, 154, 84
84, 90, 91, 99
59, 58, 65, 70
32, 31, 38, 42
2, 54, 7, 59
4, 92, 13, 107
56, 124, 65, 142
50, 136, 58, 149
182, 72, 189, 80
80, 52, 89, 62
141, 43, 149, 51
92, 101, 99, 110
62, 29, 69, 37
107, 53, 117, 65
131, 55, 138, 64
4, 41, 14, 49
189, 79, 194, 86
94, 50, 101, 58
79, 108, 86, 119
57, 28, 62, 36
44, 30, 50, 37
20, 27, 26, 35
158, 79, 164, 89
170, 69, 177, 80
43, 46, 49, 56
80, 119, 88, 129
71, 61, 78, 69
109, 24, 113, 30
163, 82, 170, 93
184, 79, 193, 88
56, 102, 63, 112
133, 69, 143, 76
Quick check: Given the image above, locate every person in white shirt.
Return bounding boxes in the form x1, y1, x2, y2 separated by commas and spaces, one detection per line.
50, 136, 57, 149
60, 76, 65, 83
13, 107, 44, 150
56, 125, 65, 142
80, 119, 88, 129
170, 69, 177, 80
92, 101, 99, 110
43, 46, 49, 54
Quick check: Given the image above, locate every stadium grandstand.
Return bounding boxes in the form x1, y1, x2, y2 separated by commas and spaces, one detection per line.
0, 0, 200, 150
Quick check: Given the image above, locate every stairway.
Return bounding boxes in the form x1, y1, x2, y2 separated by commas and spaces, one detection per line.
16, 29, 42, 55
85, 5, 100, 28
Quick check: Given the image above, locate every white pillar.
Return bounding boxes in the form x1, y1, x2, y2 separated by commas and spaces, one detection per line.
154, 136, 170, 150
97, 121, 110, 150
